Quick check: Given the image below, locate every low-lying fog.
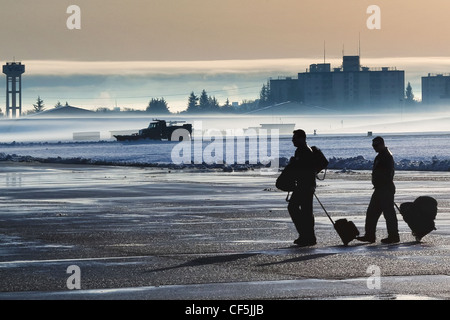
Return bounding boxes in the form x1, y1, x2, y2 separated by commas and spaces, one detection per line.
1, 110, 450, 143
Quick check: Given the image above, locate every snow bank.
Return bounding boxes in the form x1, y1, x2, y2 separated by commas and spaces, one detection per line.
0, 152, 268, 171
2, 151, 450, 172
327, 155, 450, 172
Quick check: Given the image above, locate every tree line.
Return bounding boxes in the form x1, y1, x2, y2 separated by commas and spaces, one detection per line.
150, 84, 273, 114
149, 82, 273, 114
0, 80, 420, 117
0, 82, 273, 117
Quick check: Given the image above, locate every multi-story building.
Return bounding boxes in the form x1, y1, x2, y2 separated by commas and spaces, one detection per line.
270, 56, 405, 111
421, 73, 450, 105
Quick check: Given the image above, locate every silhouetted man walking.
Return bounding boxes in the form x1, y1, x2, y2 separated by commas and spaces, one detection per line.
357, 136, 399, 244
288, 129, 317, 246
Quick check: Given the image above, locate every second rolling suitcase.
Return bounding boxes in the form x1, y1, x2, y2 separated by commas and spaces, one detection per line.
314, 193, 360, 246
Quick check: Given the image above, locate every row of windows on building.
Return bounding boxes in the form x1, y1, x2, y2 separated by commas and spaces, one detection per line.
269, 56, 449, 108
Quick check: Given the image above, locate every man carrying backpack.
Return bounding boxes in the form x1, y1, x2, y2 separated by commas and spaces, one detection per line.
357, 136, 400, 244
288, 129, 318, 246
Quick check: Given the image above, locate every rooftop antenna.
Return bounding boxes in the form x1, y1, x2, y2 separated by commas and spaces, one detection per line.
323, 40, 326, 64
358, 32, 361, 57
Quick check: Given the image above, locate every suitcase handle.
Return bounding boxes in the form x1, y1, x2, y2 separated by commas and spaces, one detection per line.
314, 193, 335, 226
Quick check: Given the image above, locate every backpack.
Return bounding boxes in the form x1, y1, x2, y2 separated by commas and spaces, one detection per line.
275, 146, 329, 199
275, 162, 297, 192
311, 146, 329, 179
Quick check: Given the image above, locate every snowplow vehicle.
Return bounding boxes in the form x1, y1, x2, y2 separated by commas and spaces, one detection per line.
114, 119, 192, 141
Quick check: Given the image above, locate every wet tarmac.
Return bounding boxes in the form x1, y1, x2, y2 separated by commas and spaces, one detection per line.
0, 162, 449, 300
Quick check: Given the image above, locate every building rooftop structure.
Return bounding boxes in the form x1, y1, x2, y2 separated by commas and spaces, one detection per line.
269, 55, 405, 112
32, 105, 95, 117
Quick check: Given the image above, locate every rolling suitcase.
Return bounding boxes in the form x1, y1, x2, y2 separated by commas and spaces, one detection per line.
314, 193, 359, 246
395, 196, 438, 241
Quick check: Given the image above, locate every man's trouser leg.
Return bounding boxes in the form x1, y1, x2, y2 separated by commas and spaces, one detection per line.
382, 186, 398, 237
288, 189, 315, 240
288, 191, 302, 235
364, 190, 383, 238
298, 189, 315, 240
365, 186, 397, 238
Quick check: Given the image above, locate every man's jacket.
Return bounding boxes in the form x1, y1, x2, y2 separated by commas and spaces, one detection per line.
372, 147, 395, 188
291, 145, 317, 189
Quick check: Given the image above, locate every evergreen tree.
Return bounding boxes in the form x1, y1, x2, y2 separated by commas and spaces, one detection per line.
222, 98, 233, 112
259, 81, 272, 107
146, 98, 170, 114
186, 91, 199, 113
199, 89, 209, 112
405, 82, 415, 104
208, 96, 220, 112
33, 96, 45, 113
260, 84, 268, 104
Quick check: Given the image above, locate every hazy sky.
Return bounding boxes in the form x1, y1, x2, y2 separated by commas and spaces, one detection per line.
2, 0, 450, 111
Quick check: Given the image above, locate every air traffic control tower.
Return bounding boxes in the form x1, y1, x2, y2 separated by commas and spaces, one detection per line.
3, 62, 25, 118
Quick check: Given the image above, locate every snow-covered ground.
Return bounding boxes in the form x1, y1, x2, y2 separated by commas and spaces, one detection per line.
1, 133, 450, 171
1, 114, 450, 171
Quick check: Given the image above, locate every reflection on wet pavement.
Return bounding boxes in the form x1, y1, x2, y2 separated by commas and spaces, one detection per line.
0, 163, 449, 299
